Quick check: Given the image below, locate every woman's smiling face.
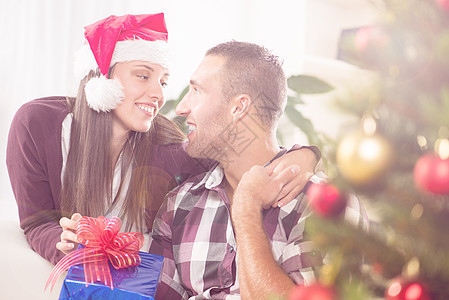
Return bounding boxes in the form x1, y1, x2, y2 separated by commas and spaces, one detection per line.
111, 60, 169, 136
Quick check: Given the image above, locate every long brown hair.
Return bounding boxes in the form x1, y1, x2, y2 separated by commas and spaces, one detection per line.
60, 69, 186, 232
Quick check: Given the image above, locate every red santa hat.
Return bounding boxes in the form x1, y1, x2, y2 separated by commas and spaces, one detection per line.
74, 13, 169, 112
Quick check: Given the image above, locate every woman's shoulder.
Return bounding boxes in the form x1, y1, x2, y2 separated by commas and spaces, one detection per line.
10, 96, 73, 141
13, 96, 71, 127
16, 96, 70, 117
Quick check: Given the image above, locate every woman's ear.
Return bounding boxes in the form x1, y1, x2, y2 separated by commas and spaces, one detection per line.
231, 94, 251, 122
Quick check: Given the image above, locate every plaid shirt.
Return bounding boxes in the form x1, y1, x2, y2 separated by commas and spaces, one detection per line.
149, 164, 368, 299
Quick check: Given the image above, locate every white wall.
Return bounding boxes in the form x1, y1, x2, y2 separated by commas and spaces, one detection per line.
278, 0, 379, 149
305, 0, 379, 58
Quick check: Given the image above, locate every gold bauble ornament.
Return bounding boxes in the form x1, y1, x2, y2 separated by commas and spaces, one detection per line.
336, 131, 393, 186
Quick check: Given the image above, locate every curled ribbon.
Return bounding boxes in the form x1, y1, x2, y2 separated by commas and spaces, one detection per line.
45, 216, 144, 291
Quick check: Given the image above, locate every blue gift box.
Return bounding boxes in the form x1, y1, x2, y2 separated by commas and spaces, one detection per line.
59, 251, 163, 300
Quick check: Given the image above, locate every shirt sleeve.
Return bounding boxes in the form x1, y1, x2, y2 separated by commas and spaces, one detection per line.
278, 200, 322, 285
278, 192, 369, 285
152, 143, 216, 186
287, 144, 322, 161
177, 143, 217, 182
6, 101, 64, 264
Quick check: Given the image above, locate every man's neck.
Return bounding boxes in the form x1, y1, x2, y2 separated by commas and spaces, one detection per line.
221, 136, 280, 198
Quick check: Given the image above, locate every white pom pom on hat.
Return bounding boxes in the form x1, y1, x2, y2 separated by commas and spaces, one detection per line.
84, 76, 124, 112
74, 13, 170, 112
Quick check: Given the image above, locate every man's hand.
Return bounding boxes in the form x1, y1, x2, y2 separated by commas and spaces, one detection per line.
233, 164, 300, 211
265, 148, 319, 208
56, 213, 82, 255
231, 165, 299, 299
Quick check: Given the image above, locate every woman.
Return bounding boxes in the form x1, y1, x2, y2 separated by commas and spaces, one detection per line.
6, 13, 320, 265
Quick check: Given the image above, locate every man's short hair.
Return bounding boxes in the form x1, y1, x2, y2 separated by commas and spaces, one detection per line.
206, 41, 287, 129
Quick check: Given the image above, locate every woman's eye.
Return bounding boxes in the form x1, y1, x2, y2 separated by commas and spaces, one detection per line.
161, 82, 168, 88
137, 75, 148, 80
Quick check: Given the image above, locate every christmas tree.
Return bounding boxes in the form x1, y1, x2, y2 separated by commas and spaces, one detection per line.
289, 0, 449, 299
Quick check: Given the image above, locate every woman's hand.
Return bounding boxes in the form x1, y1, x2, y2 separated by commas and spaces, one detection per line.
265, 147, 321, 208
56, 213, 82, 255
233, 164, 300, 213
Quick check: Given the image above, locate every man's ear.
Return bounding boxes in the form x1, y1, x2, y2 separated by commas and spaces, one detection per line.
231, 94, 251, 122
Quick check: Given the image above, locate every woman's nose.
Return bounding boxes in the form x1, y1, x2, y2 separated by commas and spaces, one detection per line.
147, 81, 164, 101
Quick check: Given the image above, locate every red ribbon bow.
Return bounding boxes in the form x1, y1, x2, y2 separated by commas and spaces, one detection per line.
45, 216, 144, 291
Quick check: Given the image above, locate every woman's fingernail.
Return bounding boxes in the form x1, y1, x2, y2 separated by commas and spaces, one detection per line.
291, 165, 300, 175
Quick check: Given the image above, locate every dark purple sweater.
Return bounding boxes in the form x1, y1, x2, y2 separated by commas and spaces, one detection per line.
6, 96, 212, 264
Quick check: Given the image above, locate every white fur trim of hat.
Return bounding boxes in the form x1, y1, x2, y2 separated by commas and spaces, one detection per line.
74, 39, 169, 112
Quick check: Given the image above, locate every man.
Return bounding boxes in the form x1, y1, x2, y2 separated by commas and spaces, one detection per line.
149, 41, 366, 299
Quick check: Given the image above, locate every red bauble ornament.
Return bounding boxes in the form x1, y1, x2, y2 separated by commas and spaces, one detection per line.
414, 153, 449, 194
436, 0, 449, 13
386, 278, 431, 300
289, 283, 338, 300
307, 183, 347, 218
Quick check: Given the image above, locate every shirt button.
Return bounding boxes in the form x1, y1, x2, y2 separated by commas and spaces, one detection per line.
229, 246, 234, 253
